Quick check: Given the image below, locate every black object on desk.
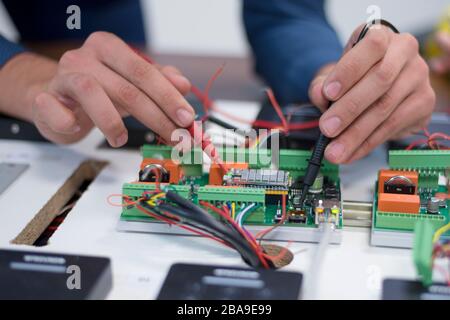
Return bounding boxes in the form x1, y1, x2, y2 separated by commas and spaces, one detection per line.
382, 279, 450, 300
157, 263, 303, 300
0, 249, 112, 300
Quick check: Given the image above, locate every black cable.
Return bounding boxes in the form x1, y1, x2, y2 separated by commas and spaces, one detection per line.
152, 195, 266, 268
298, 19, 400, 207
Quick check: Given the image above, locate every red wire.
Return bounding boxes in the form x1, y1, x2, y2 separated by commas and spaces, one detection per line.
131, 47, 318, 134
266, 89, 289, 132
202, 64, 226, 114
405, 130, 450, 150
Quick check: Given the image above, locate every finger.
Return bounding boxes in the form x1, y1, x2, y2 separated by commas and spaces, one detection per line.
33, 92, 80, 134
160, 65, 191, 96
85, 32, 195, 128
322, 28, 390, 101
49, 72, 128, 148
90, 62, 179, 143
320, 33, 418, 138
344, 85, 435, 163
324, 56, 429, 163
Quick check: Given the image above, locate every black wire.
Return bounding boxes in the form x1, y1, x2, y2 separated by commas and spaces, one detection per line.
354, 19, 400, 46
148, 195, 266, 268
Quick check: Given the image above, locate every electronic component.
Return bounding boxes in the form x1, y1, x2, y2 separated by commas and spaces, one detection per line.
287, 210, 307, 224
378, 170, 418, 195
308, 173, 324, 194
209, 163, 248, 186
119, 146, 343, 244
223, 169, 289, 189
426, 197, 441, 214
372, 150, 450, 248
378, 193, 420, 214
157, 263, 303, 300
0, 249, 112, 300
140, 159, 183, 184
198, 186, 266, 204
314, 199, 340, 225
139, 164, 169, 183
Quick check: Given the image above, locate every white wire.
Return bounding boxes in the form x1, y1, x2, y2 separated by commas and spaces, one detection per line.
303, 222, 334, 300
236, 203, 256, 226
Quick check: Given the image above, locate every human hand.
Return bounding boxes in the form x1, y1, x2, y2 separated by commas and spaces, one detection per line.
309, 25, 435, 163
32, 32, 195, 147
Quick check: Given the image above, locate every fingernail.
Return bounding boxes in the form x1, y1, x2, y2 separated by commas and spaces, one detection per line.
174, 74, 190, 84
326, 142, 345, 163
176, 108, 195, 127
322, 116, 341, 136
324, 81, 341, 100
115, 132, 128, 147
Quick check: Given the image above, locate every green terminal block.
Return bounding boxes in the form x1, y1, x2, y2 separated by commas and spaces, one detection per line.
389, 150, 450, 189
389, 150, 450, 171
278, 150, 339, 181
197, 186, 266, 204
413, 221, 435, 286
122, 183, 191, 199
376, 211, 446, 230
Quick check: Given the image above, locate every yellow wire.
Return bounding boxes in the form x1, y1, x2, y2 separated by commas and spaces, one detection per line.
146, 193, 165, 207
433, 222, 450, 243
232, 202, 236, 220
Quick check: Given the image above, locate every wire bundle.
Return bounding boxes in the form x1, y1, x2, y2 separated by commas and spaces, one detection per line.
123, 189, 293, 269
406, 129, 450, 150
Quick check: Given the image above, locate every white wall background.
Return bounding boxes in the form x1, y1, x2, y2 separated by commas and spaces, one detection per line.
0, 0, 449, 57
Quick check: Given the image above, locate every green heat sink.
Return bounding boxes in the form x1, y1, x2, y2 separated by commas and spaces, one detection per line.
376, 211, 446, 231
197, 186, 265, 204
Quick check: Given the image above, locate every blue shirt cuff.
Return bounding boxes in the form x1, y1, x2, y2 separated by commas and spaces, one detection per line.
0, 35, 26, 68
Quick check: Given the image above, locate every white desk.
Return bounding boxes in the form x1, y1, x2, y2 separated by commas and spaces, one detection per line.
0, 100, 418, 300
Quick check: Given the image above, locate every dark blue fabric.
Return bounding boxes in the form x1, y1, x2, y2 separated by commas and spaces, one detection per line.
0, 0, 342, 103
0, 35, 25, 68
2, 0, 145, 42
243, 0, 343, 104
0, 0, 145, 67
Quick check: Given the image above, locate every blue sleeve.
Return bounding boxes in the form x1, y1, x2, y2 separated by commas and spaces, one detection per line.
243, 0, 343, 104
0, 35, 26, 68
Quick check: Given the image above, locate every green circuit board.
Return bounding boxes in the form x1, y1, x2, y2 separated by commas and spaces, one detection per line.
120, 145, 343, 230
373, 150, 450, 233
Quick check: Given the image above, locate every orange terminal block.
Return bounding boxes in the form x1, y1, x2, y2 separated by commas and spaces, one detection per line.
378, 169, 419, 194
209, 162, 248, 185
378, 193, 420, 214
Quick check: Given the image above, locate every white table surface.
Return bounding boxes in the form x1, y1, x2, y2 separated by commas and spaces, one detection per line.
0, 100, 419, 300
